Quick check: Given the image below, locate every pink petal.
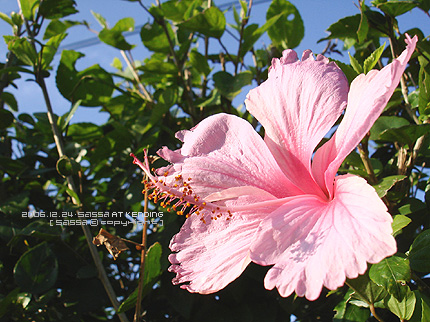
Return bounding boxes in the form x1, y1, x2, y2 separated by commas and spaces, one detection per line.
169, 192, 284, 293
250, 174, 396, 300
312, 35, 417, 195
157, 113, 303, 200
245, 50, 349, 196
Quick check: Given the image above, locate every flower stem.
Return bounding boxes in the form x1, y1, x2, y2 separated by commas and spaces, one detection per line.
134, 182, 149, 322
369, 303, 384, 322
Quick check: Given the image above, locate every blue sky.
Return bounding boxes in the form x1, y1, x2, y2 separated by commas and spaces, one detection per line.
0, 0, 428, 124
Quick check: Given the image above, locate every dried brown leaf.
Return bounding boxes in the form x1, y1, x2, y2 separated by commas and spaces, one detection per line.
93, 228, 129, 260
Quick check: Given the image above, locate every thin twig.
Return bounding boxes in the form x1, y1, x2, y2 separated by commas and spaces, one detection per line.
18, 4, 129, 321
120, 50, 153, 102
235, 0, 253, 75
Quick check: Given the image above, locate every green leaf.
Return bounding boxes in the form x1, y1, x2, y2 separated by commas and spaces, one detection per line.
61, 99, 81, 131
43, 19, 81, 40
0, 12, 13, 26
418, 56, 430, 115
99, 17, 135, 50
154, 0, 193, 22
369, 256, 411, 301
349, 53, 363, 74
372, 175, 406, 198
56, 155, 80, 177
357, 1, 369, 44
409, 229, 430, 273
140, 22, 174, 54
378, 124, 430, 146
391, 215, 411, 237
213, 71, 252, 100
410, 291, 430, 322
332, 60, 359, 84
91, 10, 107, 28
39, 0, 78, 19
0, 92, 18, 111
385, 287, 416, 320
0, 288, 21, 318
189, 50, 211, 76
398, 198, 427, 216
117, 242, 162, 313
14, 242, 58, 294
56, 50, 114, 106
196, 89, 221, 108
0, 109, 14, 129
369, 116, 410, 140
18, 220, 60, 241
139, 57, 177, 74
363, 43, 385, 74
5, 37, 38, 67
136, 93, 174, 135
266, 0, 304, 49
19, 0, 39, 20
334, 290, 371, 321
373, 0, 418, 17
67, 122, 103, 142
178, 6, 226, 39
65, 187, 81, 205
417, 0, 430, 11
0, 159, 29, 178
239, 13, 282, 57
42, 33, 66, 70
320, 14, 361, 43
0, 192, 29, 215
348, 271, 388, 306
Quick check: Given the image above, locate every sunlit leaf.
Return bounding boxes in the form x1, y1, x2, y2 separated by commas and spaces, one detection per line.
385, 287, 416, 320
349, 53, 363, 74
178, 6, 226, 39
363, 43, 385, 74
19, 0, 39, 20
266, 0, 304, 49
333, 289, 370, 321
369, 116, 410, 141
373, 0, 418, 17
5, 36, 38, 67
99, 17, 135, 50
44, 19, 81, 40
357, 1, 369, 43
372, 175, 406, 198
391, 215, 411, 237
39, 0, 78, 19
348, 271, 388, 306
369, 256, 411, 301
140, 22, 174, 54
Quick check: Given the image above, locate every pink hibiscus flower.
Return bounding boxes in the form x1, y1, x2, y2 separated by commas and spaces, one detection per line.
132, 34, 417, 300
